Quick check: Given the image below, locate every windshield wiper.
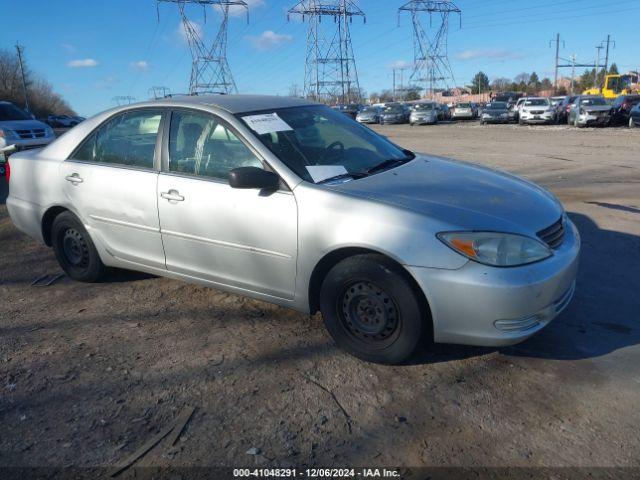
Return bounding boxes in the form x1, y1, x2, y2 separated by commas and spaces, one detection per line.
365, 150, 415, 175
317, 171, 369, 184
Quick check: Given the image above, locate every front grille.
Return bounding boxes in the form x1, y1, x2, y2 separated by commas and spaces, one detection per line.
15, 129, 46, 139
531, 110, 544, 115
537, 217, 565, 249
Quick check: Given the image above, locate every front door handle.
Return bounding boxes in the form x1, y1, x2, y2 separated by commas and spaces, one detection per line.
65, 173, 83, 184
160, 190, 185, 202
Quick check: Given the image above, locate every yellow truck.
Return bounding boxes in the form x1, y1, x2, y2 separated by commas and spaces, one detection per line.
583, 74, 639, 99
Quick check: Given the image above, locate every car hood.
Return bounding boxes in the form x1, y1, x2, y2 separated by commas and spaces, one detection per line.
330, 155, 563, 235
0, 119, 49, 130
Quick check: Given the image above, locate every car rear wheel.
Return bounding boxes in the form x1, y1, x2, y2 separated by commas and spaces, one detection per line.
51, 211, 106, 282
319, 254, 426, 364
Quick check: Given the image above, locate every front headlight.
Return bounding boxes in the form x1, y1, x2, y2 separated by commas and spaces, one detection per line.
437, 232, 552, 267
0, 129, 18, 140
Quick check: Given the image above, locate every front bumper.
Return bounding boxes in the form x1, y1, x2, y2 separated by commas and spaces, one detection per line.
452, 112, 474, 119
407, 219, 581, 347
578, 113, 611, 126
482, 115, 510, 124
356, 117, 378, 124
410, 116, 437, 125
521, 112, 554, 124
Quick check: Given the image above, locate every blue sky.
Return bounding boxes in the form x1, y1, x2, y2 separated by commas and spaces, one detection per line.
2, 0, 639, 116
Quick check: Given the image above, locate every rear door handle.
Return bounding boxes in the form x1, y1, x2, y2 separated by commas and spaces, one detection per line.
160, 190, 185, 202
65, 173, 83, 184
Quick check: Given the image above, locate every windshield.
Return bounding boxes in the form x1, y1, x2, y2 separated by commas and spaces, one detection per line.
456, 103, 471, 108
487, 102, 507, 110
580, 97, 607, 106
360, 107, 378, 113
0, 103, 30, 121
239, 105, 410, 184
414, 104, 435, 111
384, 106, 403, 113
525, 99, 549, 106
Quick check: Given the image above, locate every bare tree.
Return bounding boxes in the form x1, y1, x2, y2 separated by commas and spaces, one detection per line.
0, 48, 75, 118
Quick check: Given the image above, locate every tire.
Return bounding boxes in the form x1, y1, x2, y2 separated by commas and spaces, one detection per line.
518, 118, 524, 125
51, 211, 106, 282
319, 254, 426, 364
480, 120, 485, 125
630, 117, 636, 128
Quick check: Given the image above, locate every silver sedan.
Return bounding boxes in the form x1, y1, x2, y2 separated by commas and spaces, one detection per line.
6, 95, 580, 364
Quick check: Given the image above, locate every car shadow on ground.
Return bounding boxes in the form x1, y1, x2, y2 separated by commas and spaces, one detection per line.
409, 211, 640, 364
0, 180, 7, 205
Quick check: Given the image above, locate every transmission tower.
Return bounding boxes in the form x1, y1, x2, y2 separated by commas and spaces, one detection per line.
157, 0, 247, 95
288, 1, 365, 105
399, 0, 461, 98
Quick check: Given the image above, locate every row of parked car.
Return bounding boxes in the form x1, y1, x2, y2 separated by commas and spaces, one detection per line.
336, 93, 640, 129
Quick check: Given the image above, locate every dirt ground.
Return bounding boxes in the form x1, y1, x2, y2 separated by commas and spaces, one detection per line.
1, 122, 639, 475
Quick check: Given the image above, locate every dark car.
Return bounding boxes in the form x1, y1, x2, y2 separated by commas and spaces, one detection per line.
331, 104, 361, 120
480, 102, 511, 124
629, 102, 640, 128
380, 104, 410, 124
553, 96, 578, 124
610, 95, 640, 126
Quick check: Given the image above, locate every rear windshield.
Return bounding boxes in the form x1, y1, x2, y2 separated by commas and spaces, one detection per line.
457, 103, 471, 108
487, 102, 507, 110
384, 106, 403, 113
0, 103, 30, 121
414, 104, 435, 111
580, 98, 607, 106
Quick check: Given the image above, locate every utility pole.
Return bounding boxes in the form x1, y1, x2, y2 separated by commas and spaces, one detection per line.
15, 43, 30, 113
549, 33, 564, 90
603, 34, 613, 74
392, 69, 397, 101
594, 44, 604, 89
570, 54, 576, 95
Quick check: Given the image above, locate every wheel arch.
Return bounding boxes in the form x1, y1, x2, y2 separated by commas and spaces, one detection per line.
307, 247, 433, 333
41, 205, 71, 246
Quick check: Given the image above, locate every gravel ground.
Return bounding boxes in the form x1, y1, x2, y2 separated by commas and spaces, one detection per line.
1, 122, 639, 474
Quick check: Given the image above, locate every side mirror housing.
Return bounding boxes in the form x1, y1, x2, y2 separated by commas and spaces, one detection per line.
228, 166, 280, 190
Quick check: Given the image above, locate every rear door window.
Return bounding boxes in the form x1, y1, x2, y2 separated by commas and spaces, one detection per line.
71, 109, 162, 169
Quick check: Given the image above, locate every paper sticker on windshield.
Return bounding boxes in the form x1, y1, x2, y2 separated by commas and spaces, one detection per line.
243, 113, 293, 135
306, 165, 348, 183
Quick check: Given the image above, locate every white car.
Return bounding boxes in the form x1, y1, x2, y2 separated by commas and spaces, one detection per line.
519, 97, 555, 125
0, 102, 55, 157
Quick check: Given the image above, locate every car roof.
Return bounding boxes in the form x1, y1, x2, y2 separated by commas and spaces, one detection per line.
144, 94, 318, 114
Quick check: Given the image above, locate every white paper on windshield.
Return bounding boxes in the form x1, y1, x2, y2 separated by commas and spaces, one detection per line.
243, 113, 293, 135
306, 165, 348, 183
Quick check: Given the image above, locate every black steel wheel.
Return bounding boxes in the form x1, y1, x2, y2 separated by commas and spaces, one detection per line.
320, 254, 427, 364
51, 211, 106, 282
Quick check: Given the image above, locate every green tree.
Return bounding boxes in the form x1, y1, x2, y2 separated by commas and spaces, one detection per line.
528, 72, 541, 94
470, 71, 490, 94
608, 63, 619, 75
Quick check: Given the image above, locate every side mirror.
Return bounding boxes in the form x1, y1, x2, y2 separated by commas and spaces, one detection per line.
228, 166, 280, 190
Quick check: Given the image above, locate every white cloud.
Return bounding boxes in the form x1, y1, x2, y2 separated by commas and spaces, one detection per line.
456, 49, 524, 61
388, 60, 412, 69
224, 0, 264, 17
130, 60, 150, 71
61, 43, 77, 54
245, 30, 293, 51
67, 58, 98, 68
177, 21, 203, 43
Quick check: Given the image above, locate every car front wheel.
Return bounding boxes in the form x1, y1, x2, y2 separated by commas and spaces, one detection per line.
319, 254, 426, 364
51, 211, 106, 282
